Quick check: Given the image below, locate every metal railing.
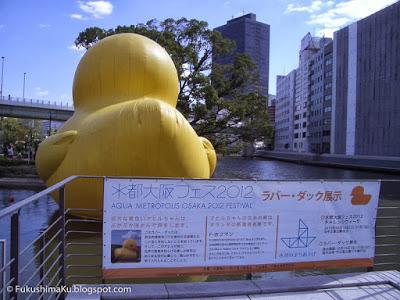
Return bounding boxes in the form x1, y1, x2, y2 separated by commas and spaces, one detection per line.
0, 176, 399, 299
0, 96, 74, 111
0, 176, 100, 300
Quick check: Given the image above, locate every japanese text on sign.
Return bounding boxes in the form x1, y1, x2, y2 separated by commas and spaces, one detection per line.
103, 178, 380, 278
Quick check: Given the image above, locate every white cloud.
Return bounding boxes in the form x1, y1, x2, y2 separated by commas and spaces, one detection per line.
70, 14, 86, 20
121, 231, 140, 240
326, 1, 335, 7
68, 44, 86, 53
78, 1, 113, 19
68, 45, 86, 58
35, 87, 49, 97
286, 0, 397, 37
38, 24, 51, 28
285, 0, 323, 14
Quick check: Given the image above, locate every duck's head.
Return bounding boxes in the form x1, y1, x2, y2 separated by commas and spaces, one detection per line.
73, 33, 179, 111
351, 186, 364, 196
122, 239, 137, 251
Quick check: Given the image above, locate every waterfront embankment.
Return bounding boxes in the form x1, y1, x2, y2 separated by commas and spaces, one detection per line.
254, 150, 400, 174
0, 177, 45, 189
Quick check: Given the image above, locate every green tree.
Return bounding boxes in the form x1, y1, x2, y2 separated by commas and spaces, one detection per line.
0, 118, 28, 145
75, 18, 272, 153
0, 118, 44, 154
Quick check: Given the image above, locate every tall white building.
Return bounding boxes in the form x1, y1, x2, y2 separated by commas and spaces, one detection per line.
274, 70, 296, 151
275, 33, 332, 153
292, 34, 320, 152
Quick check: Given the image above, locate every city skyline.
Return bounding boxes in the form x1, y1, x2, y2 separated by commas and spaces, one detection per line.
0, 0, 397, 104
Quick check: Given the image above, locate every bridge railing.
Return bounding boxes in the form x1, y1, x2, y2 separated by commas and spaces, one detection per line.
0, 176, 399, 299
0, 96, 74, 111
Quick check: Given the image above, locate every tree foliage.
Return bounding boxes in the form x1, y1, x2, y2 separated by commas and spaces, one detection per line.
75, 18, 272, 154
0, 118, 43, 154
0, 118, 29, 145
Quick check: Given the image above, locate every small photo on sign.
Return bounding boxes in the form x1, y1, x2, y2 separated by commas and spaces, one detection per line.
111, 230, 141, 263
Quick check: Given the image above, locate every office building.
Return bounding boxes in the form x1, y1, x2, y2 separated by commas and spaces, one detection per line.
274, 70, 296, 151
332, 1, 400, 156
42, 120, 64, 136
214, 13, 270, 96
308, 39, 333, 153
293, 34, 332, 152
268, 94, 276, 125
275, 34, 332, 153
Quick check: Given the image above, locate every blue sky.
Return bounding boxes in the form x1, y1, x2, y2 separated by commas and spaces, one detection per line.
0, 0, 396, 105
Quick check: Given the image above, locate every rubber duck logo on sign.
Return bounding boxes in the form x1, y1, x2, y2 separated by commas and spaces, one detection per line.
351, 186, 372, 205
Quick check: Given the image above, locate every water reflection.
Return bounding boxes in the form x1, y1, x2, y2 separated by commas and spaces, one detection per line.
213, 157, 400, 201
213, 156, 400, 180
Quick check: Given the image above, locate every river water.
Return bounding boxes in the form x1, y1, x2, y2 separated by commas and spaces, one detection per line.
214, 156, 400, 180
0, 156, 399, 285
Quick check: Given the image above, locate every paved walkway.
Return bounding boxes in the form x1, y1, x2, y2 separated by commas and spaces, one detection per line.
67, 270, 400, 299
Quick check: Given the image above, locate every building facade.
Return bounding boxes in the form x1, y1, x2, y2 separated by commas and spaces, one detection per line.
275, 34, 333, 153
293, 34, 333, 153
274, 70, 296, 151
42, 120, 64, 136
293, 34, 318, 152
308, 39, 333, 154
268, 94, 276, 125
332, 1, 400, 156
214, 13, 270, 96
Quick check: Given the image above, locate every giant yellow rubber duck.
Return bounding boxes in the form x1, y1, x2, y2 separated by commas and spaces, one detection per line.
36, 33, 217, 219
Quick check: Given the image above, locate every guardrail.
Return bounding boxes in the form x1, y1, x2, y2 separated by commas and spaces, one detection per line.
0, 96, 74, 111
0, 176, 399, 299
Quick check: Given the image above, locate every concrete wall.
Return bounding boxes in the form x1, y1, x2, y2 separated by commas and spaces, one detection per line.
255, 150, 400, 173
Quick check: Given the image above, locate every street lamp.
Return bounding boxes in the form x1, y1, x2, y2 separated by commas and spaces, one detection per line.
22, 72, 26, 100
0, 56, 4, 99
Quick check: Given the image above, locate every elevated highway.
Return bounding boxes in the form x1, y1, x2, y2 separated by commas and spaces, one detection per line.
0, 96, 74, 121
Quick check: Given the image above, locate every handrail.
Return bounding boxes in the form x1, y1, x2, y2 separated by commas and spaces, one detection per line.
0, 175, 103, 218
19, 215, 62, 255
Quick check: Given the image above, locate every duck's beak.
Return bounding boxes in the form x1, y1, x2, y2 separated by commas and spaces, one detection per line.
200, 137, 217, 177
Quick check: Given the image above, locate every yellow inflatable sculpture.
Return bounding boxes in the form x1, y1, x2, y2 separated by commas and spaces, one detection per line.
36, 33, 217, 219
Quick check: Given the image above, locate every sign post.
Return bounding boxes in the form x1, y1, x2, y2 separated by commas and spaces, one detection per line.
102, 178, 380, 278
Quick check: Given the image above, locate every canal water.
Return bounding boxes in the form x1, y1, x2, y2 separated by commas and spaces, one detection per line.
213, 156, 400, 180
0, 156, 399, 286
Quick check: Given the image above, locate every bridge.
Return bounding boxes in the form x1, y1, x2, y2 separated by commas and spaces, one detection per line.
0, 95, 74, 121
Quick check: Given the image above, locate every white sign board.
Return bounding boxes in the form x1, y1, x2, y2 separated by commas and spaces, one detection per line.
103, 178, 380, 278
